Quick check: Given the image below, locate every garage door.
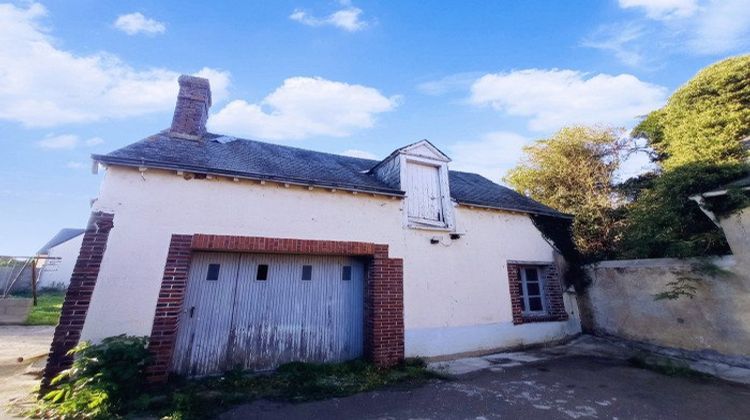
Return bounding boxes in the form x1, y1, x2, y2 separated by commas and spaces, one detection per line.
172, 252, 365, 376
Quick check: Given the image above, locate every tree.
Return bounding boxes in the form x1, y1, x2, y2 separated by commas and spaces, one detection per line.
619, 162, 746, 259
505, 126, 627, 260
621, 55, 750, 260
633, 54, 750, 170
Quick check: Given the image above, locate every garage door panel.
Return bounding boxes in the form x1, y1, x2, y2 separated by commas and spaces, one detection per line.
172, 253, 240, 376
229, 254, 365, 371
173, 252, 365, 376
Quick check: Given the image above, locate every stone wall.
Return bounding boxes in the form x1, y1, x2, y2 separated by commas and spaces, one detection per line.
580, 257, 750, 360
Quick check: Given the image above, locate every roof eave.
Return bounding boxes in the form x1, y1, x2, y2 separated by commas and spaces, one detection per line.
456, 201, 573, 219
93, 155, 406, 198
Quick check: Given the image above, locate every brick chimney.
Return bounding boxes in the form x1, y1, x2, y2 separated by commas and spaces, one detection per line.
169, 75, 212, 140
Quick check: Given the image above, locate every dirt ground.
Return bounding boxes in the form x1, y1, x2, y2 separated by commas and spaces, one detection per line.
0, 326, 54, 419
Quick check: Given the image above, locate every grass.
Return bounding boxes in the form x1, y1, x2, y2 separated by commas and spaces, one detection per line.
148, 359, 441, 419
25, 291, 65, 325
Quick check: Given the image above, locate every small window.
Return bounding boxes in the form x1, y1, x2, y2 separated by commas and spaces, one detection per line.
256, 264, 269, 281
519, 266, 545, 314
342, 266, 352, 281
206, 264, 220, 281
301, 265, 313, 281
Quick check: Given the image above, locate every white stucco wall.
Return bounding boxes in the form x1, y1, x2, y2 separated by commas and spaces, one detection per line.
720, 208, 750, 269
37, 234, 84, 289
80, 166, 580, 357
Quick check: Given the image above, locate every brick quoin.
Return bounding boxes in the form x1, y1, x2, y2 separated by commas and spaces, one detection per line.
507, 262, 568, 325
42, 212, 115, 389
146, 234, 404, 382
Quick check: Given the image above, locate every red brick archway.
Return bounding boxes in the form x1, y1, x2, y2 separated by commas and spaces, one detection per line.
147, 234, 404, 382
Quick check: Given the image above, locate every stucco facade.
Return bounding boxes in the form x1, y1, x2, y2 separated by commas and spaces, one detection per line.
80, 166, 580, 358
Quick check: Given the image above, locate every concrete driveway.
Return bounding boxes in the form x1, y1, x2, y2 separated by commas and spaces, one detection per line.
221, 337, 750, 420
0, 326, 54, 418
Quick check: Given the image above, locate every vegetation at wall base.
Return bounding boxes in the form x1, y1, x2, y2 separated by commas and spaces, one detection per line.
162, 358, 440, 419
32, 335, 440, 419
33, 335, 152, 419
627, 354, 710, 379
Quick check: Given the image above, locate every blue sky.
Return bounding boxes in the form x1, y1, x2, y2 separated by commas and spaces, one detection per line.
1, 0, 749, 255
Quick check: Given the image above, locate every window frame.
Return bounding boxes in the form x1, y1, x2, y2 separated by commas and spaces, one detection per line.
402, 155, 453, 230
518, 265, 546, 315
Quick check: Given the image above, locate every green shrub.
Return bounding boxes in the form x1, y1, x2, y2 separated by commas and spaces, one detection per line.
34, 335, 151, 419
619, 162, 749, 259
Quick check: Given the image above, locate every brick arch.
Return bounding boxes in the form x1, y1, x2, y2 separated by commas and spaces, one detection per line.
147, 234, 404, 382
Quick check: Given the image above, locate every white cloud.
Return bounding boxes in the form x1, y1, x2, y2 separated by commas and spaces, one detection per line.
0, 3, 229, 127
37, 134, 78, 150
618, 0, 698, 19
66, 161, 88, 170
448, 132, 529, 183
37, 134, 107, 150
469, 69, 667, 132
85, 137, 104, 146
610, 0, 750, 56
209, 77, 398, 140
417, 72, 483, 96
689, 0, 750, 54
114, 12, 166, 36
341, 149, 378, 160
581, 24, 646, 67
290, 1, 368, 32
193, 68, 231, 104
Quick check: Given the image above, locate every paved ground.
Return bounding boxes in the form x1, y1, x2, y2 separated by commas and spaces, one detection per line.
0, 326, 54, 419
221, 337, 750, 420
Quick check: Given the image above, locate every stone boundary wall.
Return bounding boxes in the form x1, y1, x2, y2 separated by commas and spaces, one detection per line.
580, 256, 750, 362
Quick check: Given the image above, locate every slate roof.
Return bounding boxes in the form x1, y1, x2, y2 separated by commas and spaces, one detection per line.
93, 131, 567, 218
38, 228, 85, 254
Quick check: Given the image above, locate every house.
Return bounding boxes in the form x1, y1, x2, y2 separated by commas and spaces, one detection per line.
36, 228, 85, 290
44, 75, 581, 383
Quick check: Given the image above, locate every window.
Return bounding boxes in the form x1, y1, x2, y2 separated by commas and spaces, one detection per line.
342, 265, 352, 281
519, 266, 545, 314
405, 161, 445, 226
256, 264, 268, 281
206, 263, 220, 281
301, 265, 313, 281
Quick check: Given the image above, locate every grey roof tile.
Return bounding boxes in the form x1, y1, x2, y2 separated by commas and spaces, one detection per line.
93, 132, 566, 218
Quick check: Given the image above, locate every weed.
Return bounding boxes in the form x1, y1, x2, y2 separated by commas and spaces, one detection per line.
627, 355, 709, 379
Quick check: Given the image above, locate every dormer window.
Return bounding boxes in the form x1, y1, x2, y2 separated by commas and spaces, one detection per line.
370, 140, 455, 230
405, 160, 446, 225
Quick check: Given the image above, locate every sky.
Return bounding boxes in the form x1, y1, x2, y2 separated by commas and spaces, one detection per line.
1, 0, 749, 255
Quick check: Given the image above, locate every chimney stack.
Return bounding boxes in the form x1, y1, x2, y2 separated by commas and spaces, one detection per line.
170, 75, 212, 140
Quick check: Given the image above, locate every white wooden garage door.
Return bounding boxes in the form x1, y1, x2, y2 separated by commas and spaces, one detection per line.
172, 252, 365, 376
